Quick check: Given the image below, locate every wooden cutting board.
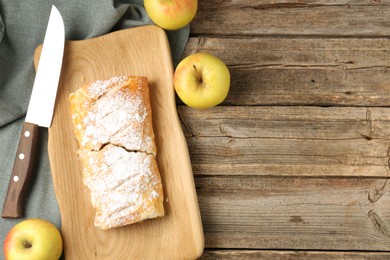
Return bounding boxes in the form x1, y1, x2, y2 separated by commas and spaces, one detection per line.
34, 25, 204, 259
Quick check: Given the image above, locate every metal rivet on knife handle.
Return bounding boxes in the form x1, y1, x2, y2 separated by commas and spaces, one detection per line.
2, 123, 39, 218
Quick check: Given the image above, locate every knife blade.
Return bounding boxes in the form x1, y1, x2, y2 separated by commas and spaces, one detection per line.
2, 5, 65, 218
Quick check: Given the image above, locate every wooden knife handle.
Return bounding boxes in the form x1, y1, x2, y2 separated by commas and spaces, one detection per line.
2, 122, 39, 218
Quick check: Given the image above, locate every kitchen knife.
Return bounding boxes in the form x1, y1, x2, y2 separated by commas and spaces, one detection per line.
2, 5, 65, 218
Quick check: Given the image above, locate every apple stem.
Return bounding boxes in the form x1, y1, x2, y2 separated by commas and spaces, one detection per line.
193, 65, 203, 83
23, 240, 32, 248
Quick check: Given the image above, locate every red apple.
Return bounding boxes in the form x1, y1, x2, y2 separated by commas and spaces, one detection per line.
144, 0, 198, 30
174, 53, 231, 108
3, 218, 63, 260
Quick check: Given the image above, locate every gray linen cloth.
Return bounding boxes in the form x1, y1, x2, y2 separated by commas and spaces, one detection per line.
0, 0, 189, 252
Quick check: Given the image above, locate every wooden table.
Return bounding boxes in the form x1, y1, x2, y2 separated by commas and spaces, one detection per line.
181, 1, 390, 259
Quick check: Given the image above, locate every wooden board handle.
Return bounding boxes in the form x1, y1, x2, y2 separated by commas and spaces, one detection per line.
2, 122, 39, 218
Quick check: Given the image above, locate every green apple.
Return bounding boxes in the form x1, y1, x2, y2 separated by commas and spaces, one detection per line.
174, 53, 230, 108
3, 218, 63, 260
144, 0, 198, 30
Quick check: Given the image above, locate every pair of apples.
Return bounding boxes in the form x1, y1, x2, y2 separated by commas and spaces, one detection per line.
146, 0, 231, 108
3, 57, 230, 260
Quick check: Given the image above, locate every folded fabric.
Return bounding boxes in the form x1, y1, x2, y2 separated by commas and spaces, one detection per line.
0, 0, 189, 247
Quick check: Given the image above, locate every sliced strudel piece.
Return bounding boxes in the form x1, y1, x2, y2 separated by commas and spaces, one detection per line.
69, 76, 156, 155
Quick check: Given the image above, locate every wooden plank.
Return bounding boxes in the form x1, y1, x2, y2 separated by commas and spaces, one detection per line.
201, 250, 390, 259
182, 37, 390, 106
192, 0, 390, 36
184, 37, 390, 68
179, 106, 390, 177
196, 176, 390, 250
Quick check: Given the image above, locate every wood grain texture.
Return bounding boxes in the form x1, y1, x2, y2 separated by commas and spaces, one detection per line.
201, 250, 390, 259
192, 0, 390, 36
184, 0, 390, 257
182, 37, 390, 106
196, 176, 390, 250
179, 106, 390, 177
35, 26, 203, 259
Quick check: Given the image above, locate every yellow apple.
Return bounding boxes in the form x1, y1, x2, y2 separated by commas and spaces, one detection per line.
3, 219, 63, 260
174, 53, 230, 108
144, 0, 198, 30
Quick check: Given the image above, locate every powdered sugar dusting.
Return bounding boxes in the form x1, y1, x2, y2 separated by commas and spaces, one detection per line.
76, 76, 156, 156
69, 76, 164, 230
85, 76, 129, 101
81, 145, 162, 229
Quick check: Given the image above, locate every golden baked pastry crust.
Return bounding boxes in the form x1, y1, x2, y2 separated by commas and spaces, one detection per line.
69, 76, 156, 155
69, 76, 164, 230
